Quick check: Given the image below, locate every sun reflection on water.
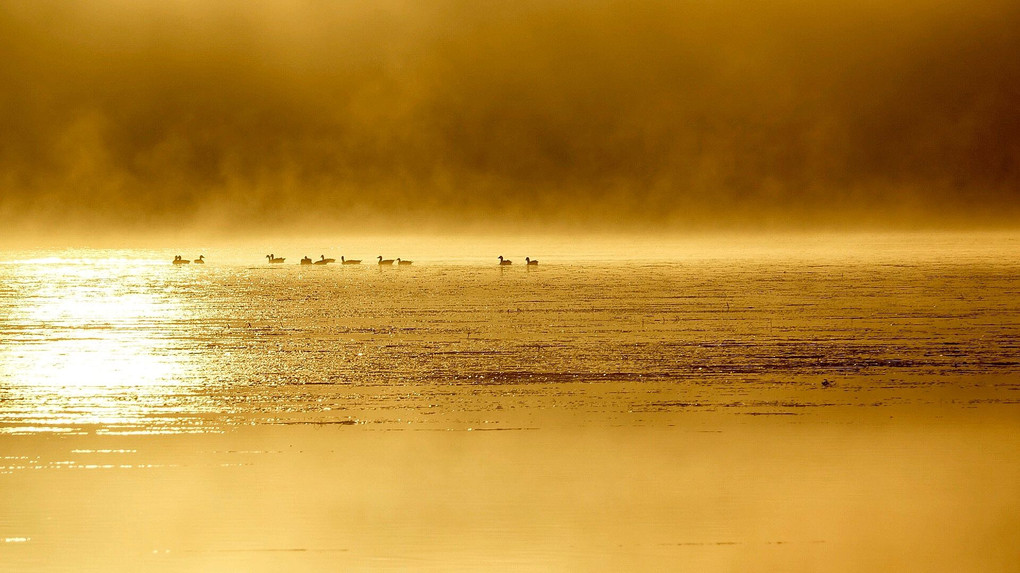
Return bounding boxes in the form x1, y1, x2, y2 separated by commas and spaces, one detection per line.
0, 256, 213, 434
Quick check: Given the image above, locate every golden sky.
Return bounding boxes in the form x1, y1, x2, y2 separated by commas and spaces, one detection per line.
1, 0, 1018, 238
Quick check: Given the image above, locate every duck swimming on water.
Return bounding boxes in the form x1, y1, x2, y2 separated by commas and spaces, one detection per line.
341, 256, 361, 265
378, 256, 395, 265
266, 254, 285, 264
498, 256, 512, 266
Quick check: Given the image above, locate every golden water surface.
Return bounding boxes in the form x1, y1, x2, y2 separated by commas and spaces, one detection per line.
1, 234, 1018, 570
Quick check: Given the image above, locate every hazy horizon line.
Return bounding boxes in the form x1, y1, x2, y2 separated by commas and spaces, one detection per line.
2, 226, 1016, 252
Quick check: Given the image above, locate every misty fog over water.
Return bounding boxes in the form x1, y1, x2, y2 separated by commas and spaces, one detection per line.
2, 0, 1019, 242
2, 5, 1019, 569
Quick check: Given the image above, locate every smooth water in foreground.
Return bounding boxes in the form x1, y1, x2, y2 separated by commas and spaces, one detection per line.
1, 234, 1018, 571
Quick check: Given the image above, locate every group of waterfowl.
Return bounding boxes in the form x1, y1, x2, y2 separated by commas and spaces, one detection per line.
273, 254, 409, 266
173, 254, 539, 266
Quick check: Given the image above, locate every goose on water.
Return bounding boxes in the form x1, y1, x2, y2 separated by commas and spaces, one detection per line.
342, 256, 361, 265
266, 254, 285, 264
378, 256, 395, 265
301, 256, 313, 265
172, 255, 190, 265
314, 255, 335, 265
193, 255, 205, 264
396, 258, 413, 266
498, 256, 512, 266
526, 257, 538, 266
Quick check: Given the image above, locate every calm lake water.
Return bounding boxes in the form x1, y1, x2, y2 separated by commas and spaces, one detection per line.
1, 233, 1018, 570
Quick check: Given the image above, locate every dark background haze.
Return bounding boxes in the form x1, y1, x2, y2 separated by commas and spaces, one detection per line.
2, 0, 1018, 239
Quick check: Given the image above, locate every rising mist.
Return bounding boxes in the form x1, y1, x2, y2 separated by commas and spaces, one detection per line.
1, 0, 1018, 241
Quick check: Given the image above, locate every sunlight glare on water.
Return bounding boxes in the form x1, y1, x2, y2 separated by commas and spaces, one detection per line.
0, 256, 212, 434
1, 233, 1018, 435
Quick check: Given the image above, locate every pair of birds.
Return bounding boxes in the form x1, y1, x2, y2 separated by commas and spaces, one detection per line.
498, 256, 538, 266
300, 255, 336, 265
377, 256, 413, 266
173, 255, 204, 265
